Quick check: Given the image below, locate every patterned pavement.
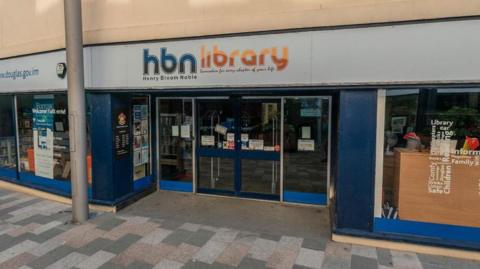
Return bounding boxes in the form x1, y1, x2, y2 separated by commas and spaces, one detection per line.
0, 188, 478, 269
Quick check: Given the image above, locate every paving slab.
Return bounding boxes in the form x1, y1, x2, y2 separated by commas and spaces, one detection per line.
0, 188, 476, 269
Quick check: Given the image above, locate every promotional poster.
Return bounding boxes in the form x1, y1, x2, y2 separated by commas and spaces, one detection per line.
32, 95, 55, 179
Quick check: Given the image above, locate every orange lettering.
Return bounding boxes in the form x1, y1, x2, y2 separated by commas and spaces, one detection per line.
206, 51, 211, 68
271, 47, 288, 71
229, 50, 240, 66
259, 48, 270, 65
201, 46, 206, 68
213, 45, 228, 67
241, 49, 257, 66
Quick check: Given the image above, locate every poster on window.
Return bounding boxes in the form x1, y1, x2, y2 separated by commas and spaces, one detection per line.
141, 148, 149, 164
133, 105, 142, 121
133, 104, 149, 167
32, 95, 55, 179
300, 99, 322, 117
133, 149, 142, 166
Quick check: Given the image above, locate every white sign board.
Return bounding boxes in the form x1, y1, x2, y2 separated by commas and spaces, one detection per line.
2, 19, 480, 93
89, 32, 310, 89
86, 19, 480, 89
0, 51, 68, 93
310, 20, 480, 84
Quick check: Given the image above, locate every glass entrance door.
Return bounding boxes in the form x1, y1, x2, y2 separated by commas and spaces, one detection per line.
239, 98, 281, 198
196, 98, 236, 195
195, 96, 330, 204
196, 97, 281, 199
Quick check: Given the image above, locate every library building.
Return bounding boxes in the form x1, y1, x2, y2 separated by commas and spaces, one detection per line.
1, 18, 480, 251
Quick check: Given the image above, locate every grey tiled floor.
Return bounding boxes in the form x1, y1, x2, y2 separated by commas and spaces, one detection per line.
0, 188, 478, 269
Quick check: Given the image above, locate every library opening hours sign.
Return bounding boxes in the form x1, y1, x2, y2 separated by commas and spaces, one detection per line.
113, 108, 130, 159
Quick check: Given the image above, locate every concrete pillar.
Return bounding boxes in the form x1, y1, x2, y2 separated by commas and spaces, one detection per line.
64, 0, 89, 222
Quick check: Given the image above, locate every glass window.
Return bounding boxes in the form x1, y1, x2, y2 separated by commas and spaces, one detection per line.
157, 99, 193, 183
284, 97, 329, 195
17, 94, 70, 181
240, 100, 281, 151
241, 159, 280, 194
240, 99, 281, 195
198, 157, 234, 191
198, 100, 235, 150
0, 96, 16, 170
381, 88, 480, 227
132, 96, 151, 180
197, 99, 235, 191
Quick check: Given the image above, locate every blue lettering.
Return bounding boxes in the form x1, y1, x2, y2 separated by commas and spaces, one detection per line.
143, 49, 159, 75
179, 53, 196, 73
143, 48, 197, 75
161, 48, 177, 74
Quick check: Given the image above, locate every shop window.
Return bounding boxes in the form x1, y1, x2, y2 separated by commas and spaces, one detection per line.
17, 94, 70, 181
380, 88, 480, 228
283, 97, 330, 204
158, 99, 193, 184
240, 100, 281, 150
0, 96, 16, 171
132, 97, 151, 180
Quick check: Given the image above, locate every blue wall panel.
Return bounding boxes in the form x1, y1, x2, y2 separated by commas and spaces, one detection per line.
19, 172, 71, 194
134, 175, 154, 192
374, 218, 480, 245
0, 167, 17, 180
90, 94, 115, 201
160, 180, 192, 192
335, 90, 377, 231
284, 191, 327, 205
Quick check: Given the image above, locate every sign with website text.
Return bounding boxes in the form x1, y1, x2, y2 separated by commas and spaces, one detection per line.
2, 19, 480, 92
0, 51, 67, 93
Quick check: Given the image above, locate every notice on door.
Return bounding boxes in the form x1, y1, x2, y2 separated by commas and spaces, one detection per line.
298, 139, 315, 151
301, 126, 311, 139
181, 125, 190, 138
249, 139, 264, 150
201, 135, 215, 146
215, 124, 228, 135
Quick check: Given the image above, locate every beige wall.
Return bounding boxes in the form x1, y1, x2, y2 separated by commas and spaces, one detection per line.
1, 0, 480, 59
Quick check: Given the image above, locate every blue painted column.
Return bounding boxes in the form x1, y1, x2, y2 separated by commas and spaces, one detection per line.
335, 89, 377, 232
90, 93, 133, 204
